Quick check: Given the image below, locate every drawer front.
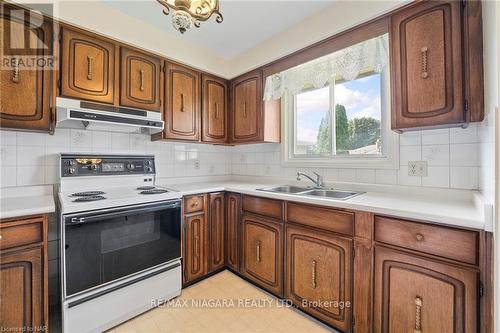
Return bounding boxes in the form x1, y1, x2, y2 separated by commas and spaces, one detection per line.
286, 203, 354, 236
0, 217, 45, 250
374, 216, 479, 265
184, 194, 205, 214
242, 195, 283, 220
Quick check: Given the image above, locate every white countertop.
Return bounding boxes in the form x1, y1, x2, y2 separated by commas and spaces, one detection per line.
165, 181, 487, 231
1, 189, 56, 220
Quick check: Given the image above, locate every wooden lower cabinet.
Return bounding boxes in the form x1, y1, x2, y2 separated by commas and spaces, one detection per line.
373, 246, 478, 333
285, 224, 353, 332
241, 214, 283, 296
183, 213, 209, 284
0, 215, 48, 331
225, 193, 240, 272
208, 192, 225, 272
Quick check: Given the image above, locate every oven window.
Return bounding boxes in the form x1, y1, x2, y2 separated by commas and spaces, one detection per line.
64, 205, 181, 296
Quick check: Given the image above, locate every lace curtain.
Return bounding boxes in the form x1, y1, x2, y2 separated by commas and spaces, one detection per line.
263, 34, 389, 101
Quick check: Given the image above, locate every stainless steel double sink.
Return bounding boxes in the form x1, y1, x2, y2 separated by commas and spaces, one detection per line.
256, 185, 363, 200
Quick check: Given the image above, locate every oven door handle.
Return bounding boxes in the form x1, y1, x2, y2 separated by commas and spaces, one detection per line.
66, 202, 180, 225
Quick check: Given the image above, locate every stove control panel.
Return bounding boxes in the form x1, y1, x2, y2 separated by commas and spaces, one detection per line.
61, 154, 155, 177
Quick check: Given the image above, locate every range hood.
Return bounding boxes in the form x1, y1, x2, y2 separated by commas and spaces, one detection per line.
56, 97, 164, 134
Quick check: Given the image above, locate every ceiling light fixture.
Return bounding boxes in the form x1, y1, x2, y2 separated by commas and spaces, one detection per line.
157, 0, 223, 34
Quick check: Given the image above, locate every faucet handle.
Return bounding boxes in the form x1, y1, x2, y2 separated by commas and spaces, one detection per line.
313, 171, 324, 186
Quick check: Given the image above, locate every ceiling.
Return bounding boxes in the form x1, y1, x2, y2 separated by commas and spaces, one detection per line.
101, 0, 337, 59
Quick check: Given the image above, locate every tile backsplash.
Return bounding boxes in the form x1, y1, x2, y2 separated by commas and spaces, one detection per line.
0, 122, 485, 190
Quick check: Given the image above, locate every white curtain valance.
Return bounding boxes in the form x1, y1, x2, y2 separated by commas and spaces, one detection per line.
263, 34, 389, 101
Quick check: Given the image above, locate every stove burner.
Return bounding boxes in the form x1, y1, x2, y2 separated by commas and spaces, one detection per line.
139, 189, 169, 195
72, 195, 106, 202
71, 191, 105, 197
136, 186, 156, 190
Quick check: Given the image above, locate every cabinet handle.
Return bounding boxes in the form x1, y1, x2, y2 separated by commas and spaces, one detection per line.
12, 57, 20, 84
312, 260, 317, 289
415, 233, 424, 242
215, 102, 219, 119
242, 102, 247, 118
87, 56, 93, 80
421, 47, 428, 79
180, 93, 184, 112
194, 236, 199, 259
414, 297, 423, 333
256, 240, 261, 262
139, 70, 145, 91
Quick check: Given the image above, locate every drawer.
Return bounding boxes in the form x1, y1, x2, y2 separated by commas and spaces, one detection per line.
374, 215, 479, 265
184, 194, 205, 214
242, 195, 283, 220
0, 216, 45, 250
286, 203, 354, 236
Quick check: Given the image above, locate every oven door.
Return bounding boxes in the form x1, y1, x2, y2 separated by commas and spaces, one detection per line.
63, 200, 181, 298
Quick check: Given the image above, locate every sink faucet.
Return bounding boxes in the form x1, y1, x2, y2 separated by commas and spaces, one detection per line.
296, 171, 324, 188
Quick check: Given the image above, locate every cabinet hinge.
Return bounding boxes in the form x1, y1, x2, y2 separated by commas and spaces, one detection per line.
352, 248, 355, 259
57, 79, 61, 90
352, 316, 355, 326
479, 281, 484, 298
464, 99, 469, 114
58, 32, 62, 42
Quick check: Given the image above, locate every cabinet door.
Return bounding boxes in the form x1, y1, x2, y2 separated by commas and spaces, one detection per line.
285, 224, 352, 332
241, 214, 283, 296
231, 71, 262, 143
164, 62, 200, 141
120, 47, 161, 111
0, 246, 45, 330
60, 28, 115, 104
183, 213, 208, 284
202, 75, 227, 142
225, 193, 240, 272
0, 7, 52, 131
209, 192, 225, 272
391, 1, 464, 130
374, 246, 478, 333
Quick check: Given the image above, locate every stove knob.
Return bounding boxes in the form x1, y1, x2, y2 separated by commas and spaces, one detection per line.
68, 168, 76, 174
145, 160, 152, 166
146, 167, 153, 173
88, 164, 97, 171
67, 160, 76, 166
127, 163, 135, 171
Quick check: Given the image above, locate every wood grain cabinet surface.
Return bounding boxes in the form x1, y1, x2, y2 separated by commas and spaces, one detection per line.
202, 75, 227, 143
0, 6, 53, 131
0, 215, 48, 332
60, 28, 116, 104
225, 193, 241, 272
241, 214, 283, 297
119, 47, 162, 111
183, 213, 209, 284
208, 193, 225, 272
373, 246, 478, 333
285, 224, 352, 332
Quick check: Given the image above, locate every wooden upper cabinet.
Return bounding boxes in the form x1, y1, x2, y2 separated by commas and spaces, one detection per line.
0, 7, 52, 131
163, 62, 200, 141
286, 224, 352, 332
183, 213, 208, 284
60, 28, 115, 104
120, 47, 161, 111
202, 75, 227, 143
230, 70, 262, 143
390, 0, 465, 130
374, 246, 478, 333
209, 193, 225, 272
225, 193, 240, 272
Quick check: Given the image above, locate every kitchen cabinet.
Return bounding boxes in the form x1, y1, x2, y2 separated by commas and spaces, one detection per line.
208, 192, 225, 272
202, 75, 228, 143
390, 0, 483, 130
183, 213, 209, 284
225, 193, 240, 272
162, 62, 200, 141
241, 214, 283, 296
230, 70, 261, 143
60, 27, 116, 104
0, 6, 53, 131
0, 215, 48, 331
119, 47, 162, 111
373, 246, 478, 333
285, 224, 352, 332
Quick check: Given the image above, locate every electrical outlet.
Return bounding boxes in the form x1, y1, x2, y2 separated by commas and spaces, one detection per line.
194, 159, 200, 170
408, 161, 428, 176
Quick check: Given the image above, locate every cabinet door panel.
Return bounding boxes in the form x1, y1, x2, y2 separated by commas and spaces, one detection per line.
165, 63, 200, 140
184, 214, 208, 283
391, 1, 464, 129
61, 28, 115, 104
209, 193, 225, 272
374, 246, 478, 333
120, 48, 161, 111
202, 75, 227, 142
241, 214, 283, 296
0, 8, 52, 131
231, 71, 262, 142
286, 225, 352, 332
225, 193, 240, 271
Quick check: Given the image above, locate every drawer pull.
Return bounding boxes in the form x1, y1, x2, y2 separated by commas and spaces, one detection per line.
12, 57, 20, 84
256, 240, 261, 262
242, 102, 247, 118
87, 56, 93, 80
414, 296, 423, 333
311, 260, 317, 289
415, 233, 424, 242
139, 70, 145, 91
421, 47, 429, 79
180, 93, 184, 112
215, 102, 219, 119
191, 201, 199, 207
